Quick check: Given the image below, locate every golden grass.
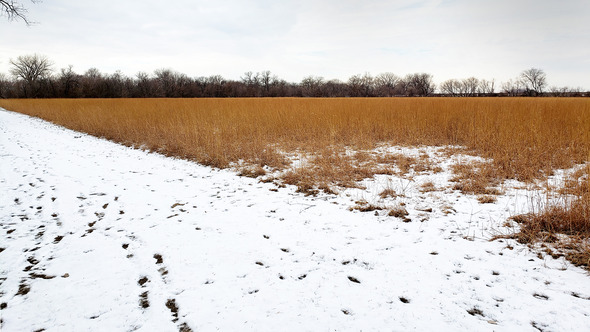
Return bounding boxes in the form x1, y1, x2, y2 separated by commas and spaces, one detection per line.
2, 97, 588, 178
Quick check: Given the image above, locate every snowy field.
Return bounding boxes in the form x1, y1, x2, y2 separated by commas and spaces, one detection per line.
1, 108, 589, 332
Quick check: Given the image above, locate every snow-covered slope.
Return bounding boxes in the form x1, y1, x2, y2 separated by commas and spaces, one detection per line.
1, 109, 589, 331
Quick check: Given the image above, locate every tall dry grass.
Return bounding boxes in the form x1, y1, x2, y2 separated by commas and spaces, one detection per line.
1, 98, 588, 181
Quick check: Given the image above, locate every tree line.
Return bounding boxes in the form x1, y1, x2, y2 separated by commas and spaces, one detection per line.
0, 54, 586, 99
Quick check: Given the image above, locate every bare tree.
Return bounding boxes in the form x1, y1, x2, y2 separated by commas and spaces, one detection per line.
374, 72, 400, 97
300, 75, 324, 97
477, 79, 495, 95
9, 54, 53, 97
154, 68, 185, 97
439, 79, 462, 96
241, 71, 261, 96
57, 65, 80, 98
347, 74, 363, 97
501, 79, 523, 96
462, 77, 479, 96
0, 72, 10, 98
519, 68, 547, 96
1, 0, 40, 25
258, 70, 277, 97
403, 73, 435, 96
205, 75, 226, 97
322, 79, 346, 97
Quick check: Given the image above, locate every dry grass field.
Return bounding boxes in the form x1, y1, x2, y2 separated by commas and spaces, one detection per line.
1, 97, 589, 267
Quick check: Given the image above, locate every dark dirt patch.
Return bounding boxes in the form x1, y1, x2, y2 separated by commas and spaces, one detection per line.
7, 229, 15, 234
347, 276, 361, 284
0, 248, 4, 254
122, 243, 129, 249
27, 256, 39, 265
16, 282, 30, 296
154, 254, 163, 264
138, 276, 149, 287
341, 309, 351, 315
29, 272, 55, 279
533, 293, 549, 300
467, 307, 484, 317
166, 298, 179, 322
179, 322, 193, 332
158, 267, 169, 277
0, 302, 7, 310
53, 235, 64, 244
399, 297, 410, 304
139, 291, 150, 308
571, 292, 590, 300
531, 321, 548, 332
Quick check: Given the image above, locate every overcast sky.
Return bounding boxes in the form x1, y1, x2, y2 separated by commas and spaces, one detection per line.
1, 0, 589, 89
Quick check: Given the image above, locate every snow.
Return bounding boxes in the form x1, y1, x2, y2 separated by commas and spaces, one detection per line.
1, 108, 589, 332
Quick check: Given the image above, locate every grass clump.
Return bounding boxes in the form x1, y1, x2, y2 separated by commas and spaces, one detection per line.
508, 166, 590, 269
450, 161, 502, 196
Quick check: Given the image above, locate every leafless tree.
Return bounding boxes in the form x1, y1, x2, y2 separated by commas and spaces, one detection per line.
403, 73, 435, 96
501, 79, 523, 96
374, 72, 400, 97
9, 54, 53, 97
477, 79, 495, 94
300, 75, 324, 97
519, 68, 547, 96
57, 65, 80, 98
348, 73, 375, 97
204, 75, 226, 97
439, 79, 462, 96
258, 70, 278, 97
9, 54, 52, 83
347, 74, 363, 97
154, 68, 186, 97
1, 0, 40, 25
135, 72, 156, 97
462, 77, 479, 96
549, 85, 582, 97
0, 72, 10, 98
241, 71, 261, 96
322, 79, 346, 97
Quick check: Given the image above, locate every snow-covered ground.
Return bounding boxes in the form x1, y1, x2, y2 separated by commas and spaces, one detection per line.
1, 108, 589, 332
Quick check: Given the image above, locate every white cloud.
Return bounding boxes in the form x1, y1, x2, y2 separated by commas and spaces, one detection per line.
1, 0, 589, 88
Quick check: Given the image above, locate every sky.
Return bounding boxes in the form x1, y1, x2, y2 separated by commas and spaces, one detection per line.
1, 0, 589, 89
